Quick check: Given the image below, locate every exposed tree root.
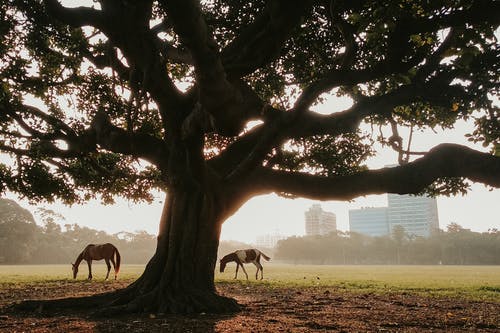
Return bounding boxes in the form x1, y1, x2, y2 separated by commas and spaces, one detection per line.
12, 291, 118, 313
11, 283, 240, 316
90, 287, 240, 316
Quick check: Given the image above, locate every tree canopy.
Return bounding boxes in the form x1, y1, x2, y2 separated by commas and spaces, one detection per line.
1, 0, 499, 206
1, 0, 500, 315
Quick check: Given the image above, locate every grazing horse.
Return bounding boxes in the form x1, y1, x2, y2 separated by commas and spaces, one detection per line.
220, 249, 271, 280
72, 243, 121, 280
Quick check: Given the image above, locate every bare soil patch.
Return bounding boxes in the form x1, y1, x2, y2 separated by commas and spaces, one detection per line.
0, 280, 498, 332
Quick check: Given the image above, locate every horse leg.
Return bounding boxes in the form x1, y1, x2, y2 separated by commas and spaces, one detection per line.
86, 260, 93, 280
254, 262, 263, 280
104, 258, 111, 280
240, 264, 249, 280
109, 256, 117, 280
234, 264, 239, 279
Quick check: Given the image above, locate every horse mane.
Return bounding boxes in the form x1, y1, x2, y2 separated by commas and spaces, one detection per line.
74, 251, 84, 267
221, 252, 237, 264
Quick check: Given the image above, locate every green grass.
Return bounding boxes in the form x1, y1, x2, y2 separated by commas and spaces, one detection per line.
0, 264, 145, 283
216, 263, 500, 302
1, 264, 499, 302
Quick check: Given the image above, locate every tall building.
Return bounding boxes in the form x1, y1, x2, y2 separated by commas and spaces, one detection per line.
305, 204, 337, 236
387, 193, 439, 237
349, 207, 389, 236
348, 194, 439, 238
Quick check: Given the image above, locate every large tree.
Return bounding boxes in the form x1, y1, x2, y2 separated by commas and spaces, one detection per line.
1, 0, 499, 314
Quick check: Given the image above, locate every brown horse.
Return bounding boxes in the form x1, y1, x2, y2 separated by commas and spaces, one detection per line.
72, 243, 121, 280
220, 249, 271, 280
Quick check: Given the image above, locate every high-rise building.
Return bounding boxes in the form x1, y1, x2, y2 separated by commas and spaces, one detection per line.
387, 193, 439, 237
349, 207, 389, 236
305, 204, 337, 236
348, 194, 439, 237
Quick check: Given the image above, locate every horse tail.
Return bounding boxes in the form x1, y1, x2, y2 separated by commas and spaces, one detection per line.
260, 251, 271, 261
114, 247, 121, 275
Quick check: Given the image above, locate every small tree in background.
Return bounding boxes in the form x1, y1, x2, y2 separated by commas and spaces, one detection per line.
1, 0, 499, 314
391, 225, 407, 264
0, 198, 37, 263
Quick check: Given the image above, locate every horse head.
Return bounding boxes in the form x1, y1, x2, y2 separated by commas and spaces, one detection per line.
71, 263, 78, 279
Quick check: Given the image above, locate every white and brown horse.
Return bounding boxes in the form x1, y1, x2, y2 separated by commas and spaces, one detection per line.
220, 249, 271, 280
72, 243, 121, 280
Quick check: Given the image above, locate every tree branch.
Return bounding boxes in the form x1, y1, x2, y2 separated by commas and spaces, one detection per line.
44, 0, 182, 124
222, 0, 313, 78
2, 101, 79, 145
212, 91, 393, 178
43, 0, 106, 29
21, 105, 78, 139
223, 106, 293, 182
407, 0, 500, 34
293, 50, 426, 111
89, 111, 168, 168
246, 144, 500, 200
294, 0, 499, 111
213, 70, 476, 183
328, 1, 358, 69
81, 44, 130, 82
159, 0, 269, 135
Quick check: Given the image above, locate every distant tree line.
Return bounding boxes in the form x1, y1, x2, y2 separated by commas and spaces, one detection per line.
0, 198, 257, 265
275, 224, 500, 265
0, 198, 157, 264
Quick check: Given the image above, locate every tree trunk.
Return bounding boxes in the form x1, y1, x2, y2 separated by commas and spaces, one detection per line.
15, 183, 240, 315
100, 129, 245, 315
104, 185, 239, 314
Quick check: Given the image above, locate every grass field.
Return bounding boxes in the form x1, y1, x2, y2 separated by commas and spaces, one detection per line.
1, 263, 499, 301
0, 263, 145, 283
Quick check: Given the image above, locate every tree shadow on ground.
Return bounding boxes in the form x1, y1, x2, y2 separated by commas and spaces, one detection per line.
1, 281, 499, 332
0, 307, 236, 333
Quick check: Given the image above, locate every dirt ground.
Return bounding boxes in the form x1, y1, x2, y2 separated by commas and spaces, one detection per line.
0, 280, 498, 332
